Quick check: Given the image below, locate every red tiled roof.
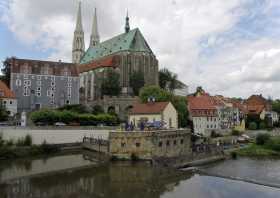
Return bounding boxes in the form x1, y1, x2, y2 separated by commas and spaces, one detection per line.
78, 55, 120, 73
0, 81, 15, 99
247, 105, 265, 114
130, 102, 169, 114
188, 95, 218, 110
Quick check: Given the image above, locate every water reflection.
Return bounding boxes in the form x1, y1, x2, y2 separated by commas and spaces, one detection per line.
0, 156, 280, 198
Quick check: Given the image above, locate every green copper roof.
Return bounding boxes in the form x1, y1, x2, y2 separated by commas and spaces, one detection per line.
80, 28, 154, 64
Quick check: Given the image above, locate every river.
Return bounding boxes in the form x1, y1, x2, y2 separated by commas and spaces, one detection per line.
0, 154, 280, 198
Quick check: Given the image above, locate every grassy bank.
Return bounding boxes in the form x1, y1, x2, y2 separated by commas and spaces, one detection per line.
236, 134, 280, 157
236, 143, 280, 157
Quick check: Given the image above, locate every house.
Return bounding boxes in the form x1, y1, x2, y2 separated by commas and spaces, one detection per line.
188, 93, 243, 136
245, 94, 272, 120
129, 101, 178, 129
9, 58, 80, 112
188, 94, 221, 136
0, 80, 17, 116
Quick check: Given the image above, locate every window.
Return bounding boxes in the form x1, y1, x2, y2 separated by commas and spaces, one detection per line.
166, 140, 170, 146
180, 139, 184, 144
66, 100, 70, 104
51, 82, 55, 86
23, 87, 30, 96
10, 101, 12, 105
37, 76, 41, 80
36, 91, 41, 97
136, 143, 141, 147
169, 118, 172, 128
207, 125, 209, 129
16, 79, 21, 86
35, 103, 41, 110
173, 140, 177, 145
158, 141, 162, 147
3, 101, 6, 104
37, 81, 41, 86
121, 143, 126, 147
24, 80, 31, 86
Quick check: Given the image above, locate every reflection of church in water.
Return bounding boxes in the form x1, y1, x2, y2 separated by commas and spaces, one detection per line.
0, 162, 191, 198
73, 2, 159, 119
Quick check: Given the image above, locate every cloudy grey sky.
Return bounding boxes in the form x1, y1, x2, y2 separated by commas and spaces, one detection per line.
1, 0, 280, 99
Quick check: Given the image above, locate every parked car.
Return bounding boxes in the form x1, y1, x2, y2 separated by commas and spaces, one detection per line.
55, 122, 66, 126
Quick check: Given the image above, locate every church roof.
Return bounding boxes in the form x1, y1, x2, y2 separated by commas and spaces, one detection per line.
80, 28, 154, 64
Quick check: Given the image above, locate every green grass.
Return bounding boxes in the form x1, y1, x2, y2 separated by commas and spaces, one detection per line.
236, 143, 280, 157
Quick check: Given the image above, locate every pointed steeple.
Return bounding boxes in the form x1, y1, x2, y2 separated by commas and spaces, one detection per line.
75, 1, 83, 32
125, 10, 130, 33
72, 1, 85, 64
90, 8, 100, 48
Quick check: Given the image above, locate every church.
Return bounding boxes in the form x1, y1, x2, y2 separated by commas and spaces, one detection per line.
73, 2, 159, 119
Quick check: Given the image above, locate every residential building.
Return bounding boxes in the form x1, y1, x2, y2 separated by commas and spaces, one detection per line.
129, 101, 178, 129
9, 58, 79, 112
0, 80, 17, 116
245, 94, 272, 120
188, 93, 243, 136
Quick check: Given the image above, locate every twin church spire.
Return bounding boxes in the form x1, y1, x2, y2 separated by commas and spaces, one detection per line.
72, 2, 130, 64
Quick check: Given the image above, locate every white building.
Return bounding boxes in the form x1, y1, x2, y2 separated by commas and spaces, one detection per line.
0, 80, 17, 116
129, 101, 178, 129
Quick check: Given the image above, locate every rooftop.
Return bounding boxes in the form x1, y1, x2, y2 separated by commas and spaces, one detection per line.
130, 101, 169, 114
0, 81, 15, 99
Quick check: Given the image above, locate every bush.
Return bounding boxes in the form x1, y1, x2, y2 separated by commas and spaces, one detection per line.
231, 130, 240, 136
6, 139, 14, 146
265, 137, 280, 151
259, 122, 267, 129
249, 122, 257, 130
256, 133, 271, 145
58, 104, 89, 114
24, 135, 32, 146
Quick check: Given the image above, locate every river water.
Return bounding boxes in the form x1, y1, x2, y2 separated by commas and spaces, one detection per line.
0, 154, 280, 198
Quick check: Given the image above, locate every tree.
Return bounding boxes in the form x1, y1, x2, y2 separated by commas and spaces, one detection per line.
272, 99, 280, 114
0, 57, 12, 87
101, 69, 121, 96
159, 68, 185, 92
139, 85, 188, 128
129, 70, 145, 96
91, 105, 104, 115
0, 100, 8, 121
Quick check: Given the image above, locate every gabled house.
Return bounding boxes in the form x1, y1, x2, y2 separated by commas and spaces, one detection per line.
0, 80, 17, 116
129, 101, 178, 129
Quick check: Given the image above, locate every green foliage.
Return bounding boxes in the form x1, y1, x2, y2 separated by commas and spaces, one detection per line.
91, 105, 104, 115
139, 86, 188, 128
272, 99, 280, 114
101, 69, 121, 96
259, 121, 267, 129
30, 109, 117, 126
246, 115, 261, 129
6, 139, 14, 146
248, 122, 257, 130
0, 101, 8, 121
129, 70, 145, 96
139, 85, 172, 103
265, 137, 280, 151
58, 104, 89, 114
24, 135, 32, 146
231, 129, 241, 136
256, 133, 271, 145
236, 143, 280, 157
159, 68, 184, 92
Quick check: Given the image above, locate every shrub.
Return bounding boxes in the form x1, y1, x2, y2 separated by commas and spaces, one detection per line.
24, 135, 32, 146
256, 133, 271, 145
92, 105, 104, 115
231, 130, 240, 136
58, 104, 89, 114
264, 137, 280, 151
6, 139, 14, 146
248, 122, 257, 130
259, 122, 267, 129
16, 138, 25, 146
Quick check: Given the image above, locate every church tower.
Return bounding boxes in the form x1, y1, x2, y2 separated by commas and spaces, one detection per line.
125, 11, 130, 33
72, 1, 85, 64
89, 8, 100, 48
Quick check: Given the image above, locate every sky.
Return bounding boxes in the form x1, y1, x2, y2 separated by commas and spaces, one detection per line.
1, 0, 280, 99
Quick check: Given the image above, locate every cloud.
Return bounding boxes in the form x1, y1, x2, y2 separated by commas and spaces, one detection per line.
1, 0, 280, 98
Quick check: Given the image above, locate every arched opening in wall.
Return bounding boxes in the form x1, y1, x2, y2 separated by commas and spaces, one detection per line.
108, 106, 116, 114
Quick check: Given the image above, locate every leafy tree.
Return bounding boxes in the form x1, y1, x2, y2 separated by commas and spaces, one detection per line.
101, 69, 121, 96
159, 68, 185, 92
0, 100, 8, 121
248, 122, 257, 130
58, 104, 89, 114
139, 85, 188, 128
91, 105, 104, 115
129, 70, 145, 96
272, 99, 280, 114
0, 57, 12, 87
256, 133, 271, 145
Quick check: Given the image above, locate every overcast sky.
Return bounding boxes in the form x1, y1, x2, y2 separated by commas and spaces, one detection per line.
1, 0, 280, 99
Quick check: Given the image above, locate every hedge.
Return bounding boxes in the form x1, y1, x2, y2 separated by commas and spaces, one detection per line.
30, 109, 117, 126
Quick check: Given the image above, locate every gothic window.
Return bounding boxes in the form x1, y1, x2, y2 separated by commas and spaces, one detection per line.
16, 79, 21, 86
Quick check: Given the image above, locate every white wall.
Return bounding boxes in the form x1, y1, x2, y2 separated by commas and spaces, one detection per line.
0, 128, 109, 145
163, 102, 178, 128
2, 98, 17, 116
193, 116, 220, 136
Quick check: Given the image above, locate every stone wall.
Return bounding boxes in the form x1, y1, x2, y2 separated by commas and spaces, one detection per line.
108, 129, 191, 160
